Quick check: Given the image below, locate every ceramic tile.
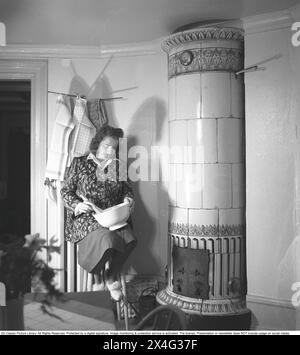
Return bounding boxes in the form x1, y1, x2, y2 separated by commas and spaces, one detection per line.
169, 206, 188, 226
219, 208, 245, 226
176, 74, 201, 120
203, 164, 232, 208
190, 236, 209, 250
169, 120, 188, 163
168, 164, 177, 207
230, 40, 243, 51
201, 41, 236, 50
232, 163, 246, 208
218, 119, 244, 163
168, 77, 176, 121
188, 209, 218, 227
231, 73, 245, 118
188, 119, 217, 163
176, 164, 203, 208
201, 72, 231, 118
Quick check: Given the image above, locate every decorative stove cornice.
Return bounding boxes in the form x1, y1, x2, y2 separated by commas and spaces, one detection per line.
162, 27, 244, 53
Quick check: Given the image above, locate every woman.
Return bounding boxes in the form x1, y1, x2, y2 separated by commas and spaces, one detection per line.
61, 125, 136, 301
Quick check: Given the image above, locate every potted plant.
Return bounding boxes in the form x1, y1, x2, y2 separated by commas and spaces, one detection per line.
0, 233, 61, 330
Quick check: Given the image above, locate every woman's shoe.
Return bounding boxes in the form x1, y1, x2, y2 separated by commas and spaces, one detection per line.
106, 280, 122, 301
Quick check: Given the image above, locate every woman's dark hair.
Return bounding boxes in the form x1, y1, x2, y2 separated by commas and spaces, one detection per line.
89, 125, 124, 155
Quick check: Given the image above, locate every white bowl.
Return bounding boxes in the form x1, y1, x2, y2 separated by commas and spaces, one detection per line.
93, 201, 130, 231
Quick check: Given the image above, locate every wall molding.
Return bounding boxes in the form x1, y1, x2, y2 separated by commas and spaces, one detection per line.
247, 294, 298, 330
0, 40, 162, 59
247, 294, 294, 309
0, 10, 294, 59
242, 9, 293, 35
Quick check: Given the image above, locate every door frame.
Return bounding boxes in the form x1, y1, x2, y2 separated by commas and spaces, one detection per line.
0, 60, 47, 239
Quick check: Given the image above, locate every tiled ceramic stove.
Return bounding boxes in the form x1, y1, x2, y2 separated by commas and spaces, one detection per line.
157, 26, 250, 321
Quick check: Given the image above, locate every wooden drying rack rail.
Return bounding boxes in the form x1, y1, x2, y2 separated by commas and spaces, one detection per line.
48, 91, 123, 101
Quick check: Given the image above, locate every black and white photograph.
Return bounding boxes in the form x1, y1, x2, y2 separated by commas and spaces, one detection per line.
0, 0, 300, 337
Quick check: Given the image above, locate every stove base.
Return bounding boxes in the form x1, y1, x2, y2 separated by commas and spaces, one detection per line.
187, 310, 252, 331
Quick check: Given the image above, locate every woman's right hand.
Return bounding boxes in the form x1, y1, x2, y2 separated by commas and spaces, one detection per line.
75, 202, 94, 216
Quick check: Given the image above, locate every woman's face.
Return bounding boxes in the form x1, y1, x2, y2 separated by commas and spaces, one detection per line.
96, 136, 119, 160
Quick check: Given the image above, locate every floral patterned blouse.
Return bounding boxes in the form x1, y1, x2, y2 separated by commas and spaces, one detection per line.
61, 155, 134, 243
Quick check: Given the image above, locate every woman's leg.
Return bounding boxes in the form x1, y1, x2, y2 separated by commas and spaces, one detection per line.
105, 241, 137, 283
91, 248, 114, 283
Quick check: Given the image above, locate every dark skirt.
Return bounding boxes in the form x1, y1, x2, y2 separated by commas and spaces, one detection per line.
77, 224, 136, 273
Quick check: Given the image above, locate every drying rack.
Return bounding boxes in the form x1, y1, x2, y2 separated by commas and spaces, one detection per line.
48, 90, 123, 101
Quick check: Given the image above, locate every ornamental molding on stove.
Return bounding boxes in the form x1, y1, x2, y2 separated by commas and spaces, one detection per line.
168, 47, 243, 78
169, 222, 245, 237
162, 27, 244, 53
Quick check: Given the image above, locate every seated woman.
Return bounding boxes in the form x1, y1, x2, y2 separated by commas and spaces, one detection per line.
61, 125, 136, 301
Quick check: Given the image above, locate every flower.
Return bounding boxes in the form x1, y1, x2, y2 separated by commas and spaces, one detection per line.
0, 233, 62, 310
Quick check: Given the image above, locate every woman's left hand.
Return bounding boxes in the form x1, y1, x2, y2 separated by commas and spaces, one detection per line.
124, 197, 135, 214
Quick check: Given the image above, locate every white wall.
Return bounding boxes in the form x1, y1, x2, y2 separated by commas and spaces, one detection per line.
244, 10, 300, 329
47, 52, 169, 279
2, 0, 300, 46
